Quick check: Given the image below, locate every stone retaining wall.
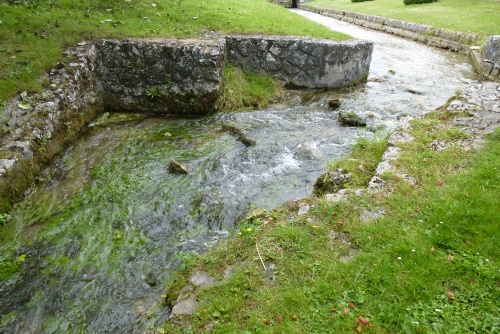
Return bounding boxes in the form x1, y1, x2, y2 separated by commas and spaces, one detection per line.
0, 44, 103, 212
0, 35, 373, 212
100, 36, 372, 112
98, 39, 226, 114
481, 36, 500, 80
226, 35, 373, 89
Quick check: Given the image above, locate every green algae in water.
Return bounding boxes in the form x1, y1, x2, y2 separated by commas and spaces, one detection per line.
1, 104, 369, 332
0, 115, 238, 332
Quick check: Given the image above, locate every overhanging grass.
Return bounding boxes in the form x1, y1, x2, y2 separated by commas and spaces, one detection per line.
0, 0, 349, 106
328, 135, 389, 188
161, 113, 500, 333
308, 0, 500, 38
217, 64, 284, 112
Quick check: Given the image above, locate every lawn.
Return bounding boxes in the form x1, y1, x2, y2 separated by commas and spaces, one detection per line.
308, 0, 500, 38
0, 0, 348, 107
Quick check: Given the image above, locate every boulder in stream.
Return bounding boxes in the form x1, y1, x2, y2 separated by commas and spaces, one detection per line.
328, 98, 343, 110
338, 110, 367, 127
221, 123, 255, 146
168, 159, 189, 175
313, 169, 351, 195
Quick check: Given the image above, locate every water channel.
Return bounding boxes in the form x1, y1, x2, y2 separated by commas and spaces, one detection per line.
0, 9, 474, 333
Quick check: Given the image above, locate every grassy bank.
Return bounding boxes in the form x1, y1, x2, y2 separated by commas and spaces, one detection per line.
308, 0, 499, 39
160, 108, 500, 333
0, 0, 348, 107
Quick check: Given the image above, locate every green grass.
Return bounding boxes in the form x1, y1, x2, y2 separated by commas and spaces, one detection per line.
0, 0, 349, 107
217, 64, 284, 112
160, 111, 500, 333
308, 0, 500, 38
328, 135, 389, 188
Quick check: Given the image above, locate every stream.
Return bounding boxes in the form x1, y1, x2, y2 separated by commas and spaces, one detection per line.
0, 9, 474, 334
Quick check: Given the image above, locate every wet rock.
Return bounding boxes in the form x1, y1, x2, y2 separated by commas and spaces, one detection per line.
368, 176, 386, 190
190, 270, 217, 288
405, 87, 423, 95
145, 272, 158, 287
155, 308, 171, 327
313, 169, 351, 195
168, 159, 188, 175
295, 142, 323, 160
221, 123, 255, 146
134, 300, 148, 316
328, 98, 343, 110
238, 135, 256, 147
325, 189, 349, 203
388, 131, 414, 146
367, 120, 387, 132
297, 204, 310, 215
338, 110, 366, 127
170, 285, 196, 319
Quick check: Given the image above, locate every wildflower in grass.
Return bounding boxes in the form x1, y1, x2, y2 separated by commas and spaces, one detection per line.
311, 225, 318, 228
397, 256, 402, 260
246, 228, 253, 232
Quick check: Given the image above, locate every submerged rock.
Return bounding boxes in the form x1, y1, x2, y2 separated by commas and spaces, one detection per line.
168, 159, 188, 175
338, 110, 366, 127
328, 98, 343, 110
221, 123, 255, 146
313, 169, 351, 195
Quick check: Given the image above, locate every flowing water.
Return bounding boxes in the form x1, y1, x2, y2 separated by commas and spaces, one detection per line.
0, 10, 474, 333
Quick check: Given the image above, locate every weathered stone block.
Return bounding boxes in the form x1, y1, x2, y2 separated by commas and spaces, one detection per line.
226, 35, 373, 89
483, 36, 500, 79
98, 38, 226, 115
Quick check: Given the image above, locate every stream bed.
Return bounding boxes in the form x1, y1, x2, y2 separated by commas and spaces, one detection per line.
0, 10, 475, 334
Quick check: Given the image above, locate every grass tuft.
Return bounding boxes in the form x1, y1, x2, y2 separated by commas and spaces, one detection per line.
217, 64, 284, 112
